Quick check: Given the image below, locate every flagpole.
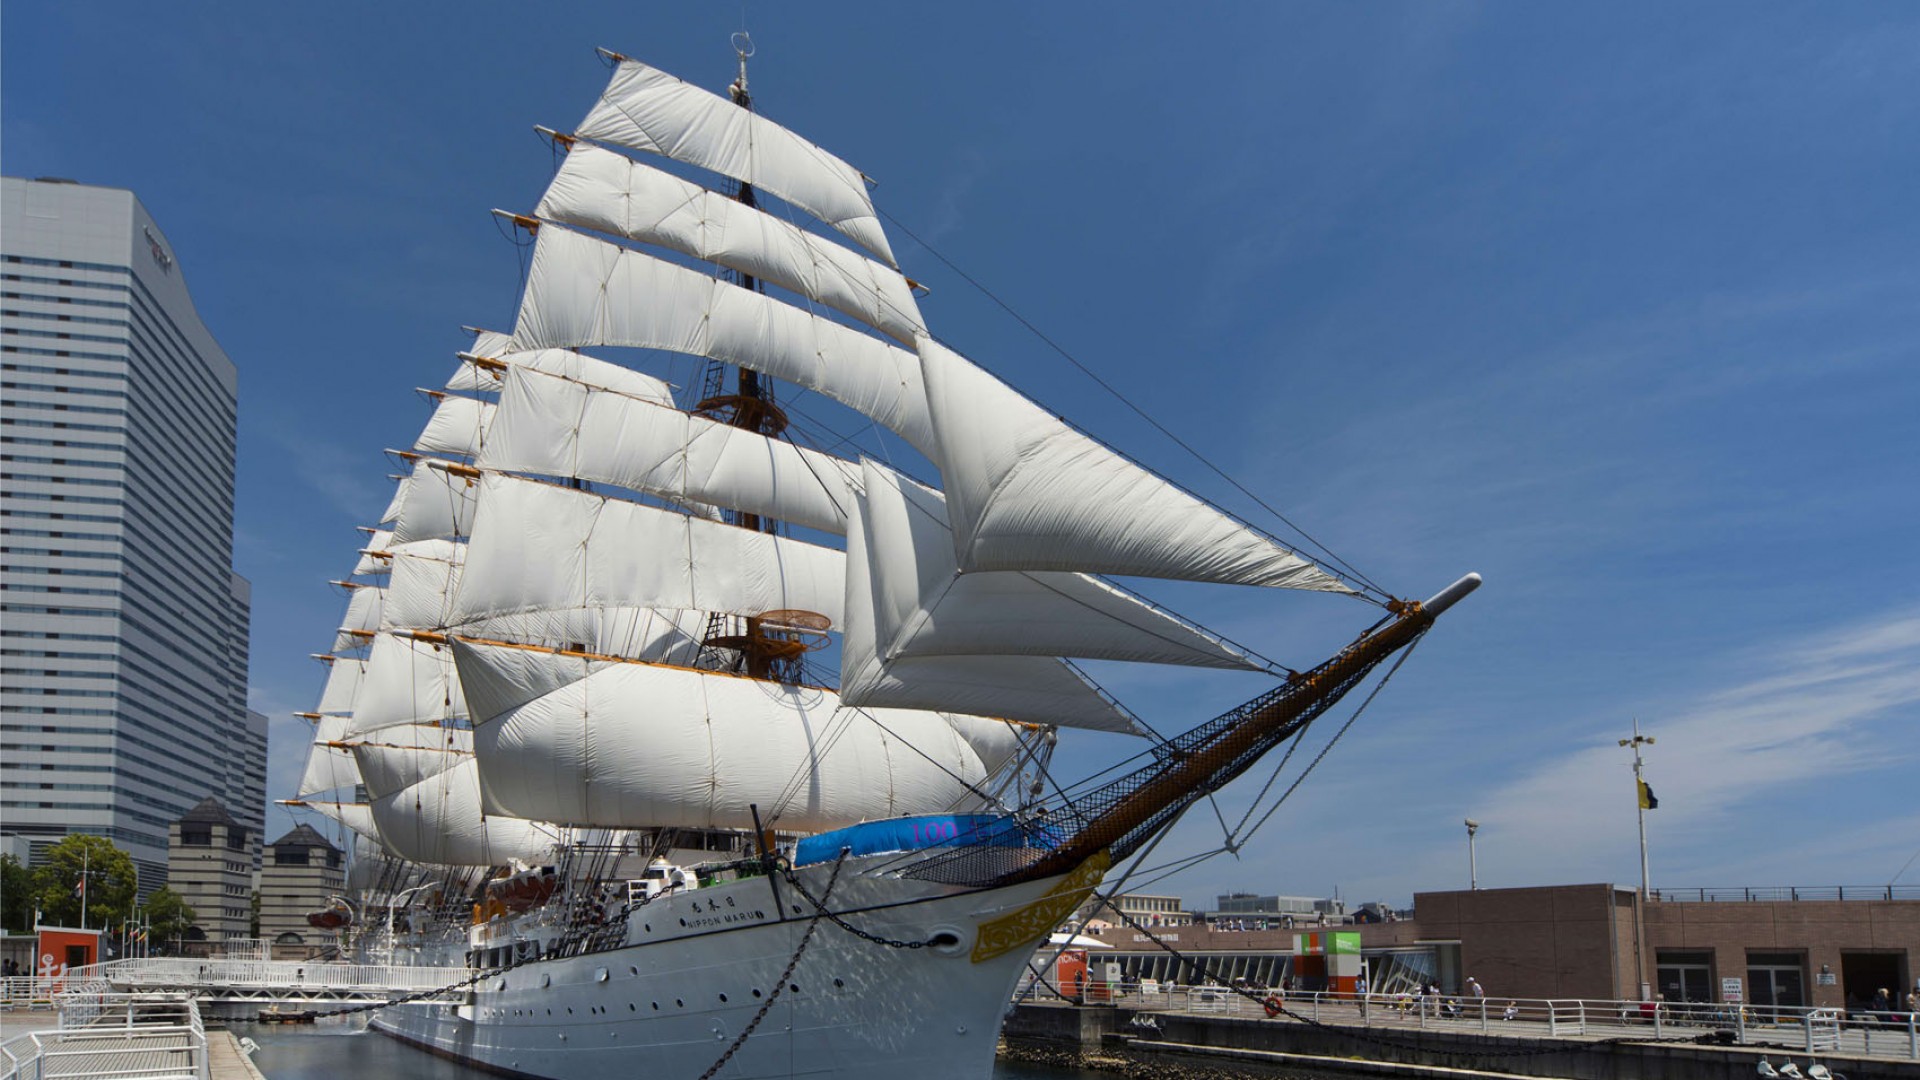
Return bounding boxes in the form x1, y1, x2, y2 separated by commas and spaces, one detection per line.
80, 847, 89, 930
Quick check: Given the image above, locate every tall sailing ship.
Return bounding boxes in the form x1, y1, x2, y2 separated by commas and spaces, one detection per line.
283, 38, 1478, 1080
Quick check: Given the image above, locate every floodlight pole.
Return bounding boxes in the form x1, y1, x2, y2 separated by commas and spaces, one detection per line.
1619, 720, 1655, 900
1464, 819, 1480, 891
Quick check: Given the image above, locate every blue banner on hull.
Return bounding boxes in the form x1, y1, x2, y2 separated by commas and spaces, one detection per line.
793, 813, 1056, 867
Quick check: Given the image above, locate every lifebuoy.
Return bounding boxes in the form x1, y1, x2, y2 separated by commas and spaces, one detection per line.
1263, 994, 1285, 1018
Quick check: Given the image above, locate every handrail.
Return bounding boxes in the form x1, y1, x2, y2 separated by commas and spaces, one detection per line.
0, 990, 209, 1080
1013, 982, 1920, 1060
1649, 885, 1920, 902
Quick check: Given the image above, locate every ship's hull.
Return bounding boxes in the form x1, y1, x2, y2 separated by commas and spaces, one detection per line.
370, 852, 1097, 1079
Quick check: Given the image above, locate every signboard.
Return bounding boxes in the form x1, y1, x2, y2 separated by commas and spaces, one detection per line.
1294, 931, 1361, 956
1816, 972, 1837, 986
1720, 976, 1744, 1003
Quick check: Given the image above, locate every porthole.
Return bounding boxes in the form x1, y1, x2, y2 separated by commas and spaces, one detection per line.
833, 978, 844, 989
790, 983, 800, 993
676, 998, 684, 1007
651, 1002, 659, 1010
594, 967, 609, 983
628, 1003, 636, 1011
629, 965, 639, 975
751, 989, 762, 998
718, 993, 728, 1003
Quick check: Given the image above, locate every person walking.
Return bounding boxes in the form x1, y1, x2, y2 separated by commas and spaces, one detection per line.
1355, 970, 1370, 1017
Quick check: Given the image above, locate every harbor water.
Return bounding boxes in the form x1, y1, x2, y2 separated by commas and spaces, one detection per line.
233, 1020, 1118, 1079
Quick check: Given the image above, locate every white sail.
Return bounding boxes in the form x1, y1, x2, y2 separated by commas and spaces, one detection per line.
345, 632, 468, 737
859, 461, 1259, 668
349, 725, 474, 801
315, 655, 367, 715
537, 143, 924, 343
413, 394, 496, 459
387, 460, 480, 544
297, 713, 361, 797
299, 799, 381, 841
384, 545, 466, 632
351, 529, 396, 577
838, 490, 1140, 735
939, 713, 1024, 777
333, 585, 384, 653
370, 756, 558, 867
480, 367, 856, 534
576, 57, 895, 265
459, 641, 992, 832
343, 832, 388, 892
447, 338, 675, 406
918, 336, 1354, 591
511, 226, 936, 455
451, 473, 844, 629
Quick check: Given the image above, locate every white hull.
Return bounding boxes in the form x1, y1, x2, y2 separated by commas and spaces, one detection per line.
370, 853, 1093, 1079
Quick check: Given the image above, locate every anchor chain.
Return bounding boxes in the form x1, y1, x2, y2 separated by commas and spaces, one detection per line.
695, 852, 848, 1080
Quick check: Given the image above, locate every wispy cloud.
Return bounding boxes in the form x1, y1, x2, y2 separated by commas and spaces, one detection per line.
1450, 609, 1920, 888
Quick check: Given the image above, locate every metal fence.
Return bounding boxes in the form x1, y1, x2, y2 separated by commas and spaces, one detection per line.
1, 989, 208, 1080
1022, 982, 1920, 1060
1650, 885, 1920, 902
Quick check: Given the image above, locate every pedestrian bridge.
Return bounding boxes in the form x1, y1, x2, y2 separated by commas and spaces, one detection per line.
70, 957, 471, 1007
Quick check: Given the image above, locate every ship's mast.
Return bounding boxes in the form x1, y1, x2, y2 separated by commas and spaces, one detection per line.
693, 32, 824, 683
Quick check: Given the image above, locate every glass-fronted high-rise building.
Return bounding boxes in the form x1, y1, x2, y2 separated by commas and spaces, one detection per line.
0, 175, 262, 888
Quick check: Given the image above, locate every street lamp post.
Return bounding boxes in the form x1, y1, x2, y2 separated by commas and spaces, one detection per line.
1465, 819, 1480, 890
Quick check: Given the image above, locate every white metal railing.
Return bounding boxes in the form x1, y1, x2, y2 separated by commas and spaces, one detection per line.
70, 956, 466, 994
1, 991, 208, 1080
1016, 982, 1920, 1060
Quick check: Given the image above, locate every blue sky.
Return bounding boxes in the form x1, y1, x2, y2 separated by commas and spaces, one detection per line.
6, 3, 1916, 906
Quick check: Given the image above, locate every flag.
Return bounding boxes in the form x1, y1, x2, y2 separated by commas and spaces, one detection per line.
74, 878, 85, 898
1638, 780, 1658, 810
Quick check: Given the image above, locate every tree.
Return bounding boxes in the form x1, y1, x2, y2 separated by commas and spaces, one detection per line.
144, 887, 195, 948
30, 835, 137, 928
1, 855, 34, 933
249, 889, 261, 938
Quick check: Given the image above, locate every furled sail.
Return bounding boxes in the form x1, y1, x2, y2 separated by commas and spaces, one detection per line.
348, 725, 474, 802
369, 756, 558, 867
450, 473, 845, 628
413, 394, 495, 459
332, 585, 384, 653
480, 367, 856, 534
344, 632, 468, 737
297, 713, 362, 797
385, 461, 480, 544
457, 639, 993, 832
918, 337, 1354, 591
838, 491, 1140, 735
511, 226, 935, 455
576, 57, 895, 264
446, 335, 675, 406
537, 142, 924, 343
858, 461, 1259, 667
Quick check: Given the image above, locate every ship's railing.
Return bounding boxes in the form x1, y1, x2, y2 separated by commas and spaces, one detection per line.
1650, 884, 1920, 902
64, 957, 468, 993
0, 991, 207, 1080
1022, 982, 1920, 1059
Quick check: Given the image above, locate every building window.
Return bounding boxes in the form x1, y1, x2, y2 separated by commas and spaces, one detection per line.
273, 849, 309, 866
180, 829, 211, 846
1656, 950, 1713, 1004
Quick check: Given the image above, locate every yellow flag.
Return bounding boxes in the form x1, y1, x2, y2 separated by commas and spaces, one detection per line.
1637, 779, 1658, 810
